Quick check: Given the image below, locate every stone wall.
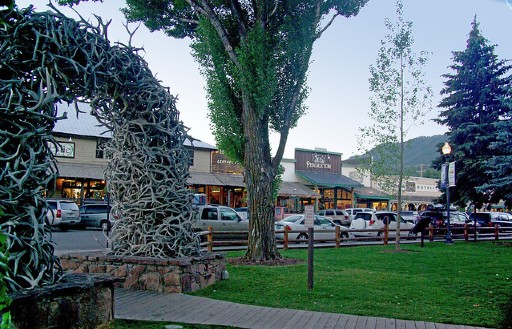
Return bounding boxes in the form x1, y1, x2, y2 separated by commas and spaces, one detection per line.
60, 252, 227, 293
8, 274, 117, 329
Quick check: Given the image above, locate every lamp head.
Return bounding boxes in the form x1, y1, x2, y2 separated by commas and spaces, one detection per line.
442, 142, 451, 155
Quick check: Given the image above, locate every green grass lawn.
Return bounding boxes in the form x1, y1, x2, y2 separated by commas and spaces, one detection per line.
188, 242, 512, 328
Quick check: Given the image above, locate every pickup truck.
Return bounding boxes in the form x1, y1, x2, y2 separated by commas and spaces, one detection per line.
193, 205, 249, 234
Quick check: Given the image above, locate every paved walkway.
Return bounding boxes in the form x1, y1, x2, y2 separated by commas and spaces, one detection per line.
115, 288, 492, 329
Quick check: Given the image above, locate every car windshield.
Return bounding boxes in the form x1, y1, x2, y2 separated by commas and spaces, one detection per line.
220, 208, 239, 221
315, 216, 333, 226
281, 215, 303, 223
376, 213, 396, 222
60, 202, 78, 210
355, 213, 372, 220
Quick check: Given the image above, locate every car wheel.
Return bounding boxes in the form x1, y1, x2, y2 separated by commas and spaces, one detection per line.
59, 225, 68, 232
297, 233, 308, 244
101, 220, 110, 232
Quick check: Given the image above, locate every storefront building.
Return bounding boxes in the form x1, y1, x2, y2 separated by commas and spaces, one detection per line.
286, 148, 389, 210
49, 106, 318, 208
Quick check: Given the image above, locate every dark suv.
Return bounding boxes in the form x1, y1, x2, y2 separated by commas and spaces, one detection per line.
469, 212, 508, 228
416, 210, 444, 228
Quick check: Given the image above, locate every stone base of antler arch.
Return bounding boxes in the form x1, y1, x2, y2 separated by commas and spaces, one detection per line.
60, 252, 227, 293
8, 274, 117, 329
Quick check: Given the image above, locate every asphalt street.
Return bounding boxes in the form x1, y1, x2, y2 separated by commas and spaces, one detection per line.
52, 228, 109, 255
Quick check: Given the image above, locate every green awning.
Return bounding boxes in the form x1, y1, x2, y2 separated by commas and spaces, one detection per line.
296, 170, 363, 189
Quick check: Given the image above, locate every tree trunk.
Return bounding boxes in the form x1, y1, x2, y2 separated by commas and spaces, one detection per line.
242, 101, 281, 261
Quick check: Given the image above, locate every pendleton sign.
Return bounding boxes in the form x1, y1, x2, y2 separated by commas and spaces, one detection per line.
211, 151, 243, 174
295, 148, 341, 174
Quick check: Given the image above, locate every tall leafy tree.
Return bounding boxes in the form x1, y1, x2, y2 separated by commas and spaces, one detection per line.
359, 0, 432, 249
60, 0, 369, 261
435, 17, 512, 211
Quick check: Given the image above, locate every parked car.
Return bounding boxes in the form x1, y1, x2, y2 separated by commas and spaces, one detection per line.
79, 203, 113, 231
491, 212, 512, 229
349, 211, 415, 238
416, 210, 445, 228
234, 207, 249, 221
344, 208, 375, 220
445, 211, 471, 228
399, 211, 418, 224
275, 215, 350, 242
468, 212, 504, 228
193, 205, 248, 233
46, 199, 81, 231
316, 209, 351, 226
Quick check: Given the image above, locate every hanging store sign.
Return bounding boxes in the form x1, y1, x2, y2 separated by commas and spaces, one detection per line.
295, 149, 341, 174
211, 151, 243, 174
48, 142, 75, 158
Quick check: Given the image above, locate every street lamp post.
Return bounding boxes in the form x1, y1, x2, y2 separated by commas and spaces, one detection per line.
442, 142, 453, 244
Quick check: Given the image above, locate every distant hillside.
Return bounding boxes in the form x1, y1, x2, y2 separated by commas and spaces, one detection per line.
347, 134, 446, 177
402, 135, 446, 168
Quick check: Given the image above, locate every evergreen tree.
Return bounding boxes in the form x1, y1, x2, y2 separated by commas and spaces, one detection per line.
480, 86, 512, 208
435, 17, 511, 210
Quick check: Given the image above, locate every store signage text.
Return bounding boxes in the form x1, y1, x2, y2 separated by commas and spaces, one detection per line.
48, 142, 75, 158
306, 153, 332, 169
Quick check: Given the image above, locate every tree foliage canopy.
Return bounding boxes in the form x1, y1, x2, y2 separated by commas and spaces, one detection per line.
435, 17, 512, 209
120, 0, 369, 165
359, 0, 432, 197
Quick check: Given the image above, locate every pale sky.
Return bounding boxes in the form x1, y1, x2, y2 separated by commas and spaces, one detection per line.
20, 0, 512, 159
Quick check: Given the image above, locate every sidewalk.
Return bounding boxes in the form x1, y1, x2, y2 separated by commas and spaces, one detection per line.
114, 288, 492, 329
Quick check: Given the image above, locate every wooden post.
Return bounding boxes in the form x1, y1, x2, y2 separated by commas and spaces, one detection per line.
429, 224, 434, 242
495, 224, 499, 240
308, 227, 314, 290
207, 226, 213, 252
420, 229, 424, 247
464, 224, 468, 241
284, 226, 289, 250
383, 224, 388, 245
335, 225, 340, 248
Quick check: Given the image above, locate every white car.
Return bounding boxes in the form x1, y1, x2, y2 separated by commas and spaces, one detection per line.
344, 207, 375, 220
349, 211, 415, 238
46, 199, 81, 231
316, 209, 351, 226
275, 215, 350, 242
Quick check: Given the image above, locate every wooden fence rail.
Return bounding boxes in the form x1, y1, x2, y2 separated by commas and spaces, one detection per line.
200, 224, 512, 252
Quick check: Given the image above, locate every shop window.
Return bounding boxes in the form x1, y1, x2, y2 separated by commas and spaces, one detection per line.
96, 139, 106, 158
188, 149, 194, 166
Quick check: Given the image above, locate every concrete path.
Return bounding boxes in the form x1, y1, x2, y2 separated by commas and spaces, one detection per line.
115, 288, 492, 329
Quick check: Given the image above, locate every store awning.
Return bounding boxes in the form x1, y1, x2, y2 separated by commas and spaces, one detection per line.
188, 172, 224, 186
214, 173, 245, 187
56, 163, 106, 180
296, 170, 363, 189
188, 172, 245, 187
278, 181, 320, 198
354, 187, 391, 201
